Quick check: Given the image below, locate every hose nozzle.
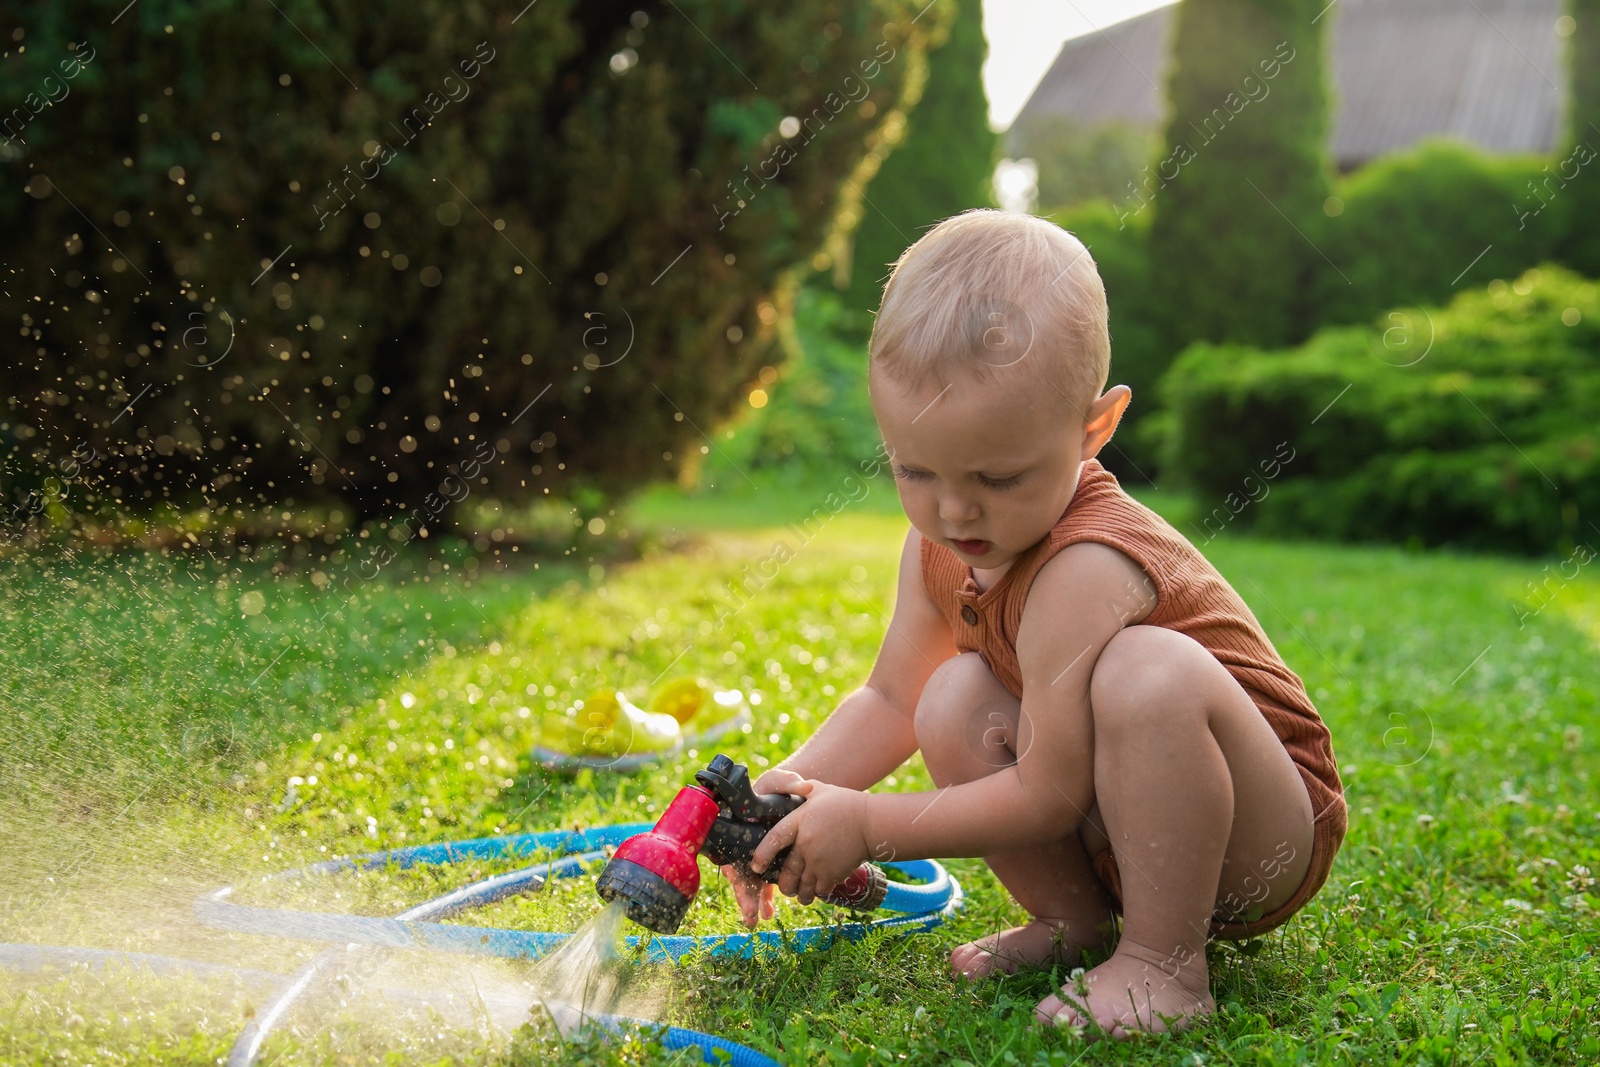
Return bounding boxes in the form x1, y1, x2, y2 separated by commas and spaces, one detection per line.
594, 783, 718, 933
595, 754, 889, 934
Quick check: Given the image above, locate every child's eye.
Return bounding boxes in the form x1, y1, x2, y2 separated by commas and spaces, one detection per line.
892, 464, 1020, 488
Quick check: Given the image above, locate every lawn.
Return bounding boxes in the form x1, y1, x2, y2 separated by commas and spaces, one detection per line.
1, 476, 1597, 1066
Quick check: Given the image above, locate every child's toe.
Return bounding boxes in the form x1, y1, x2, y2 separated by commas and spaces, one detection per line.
1032, 992, 1090, 1030
949, 941, 1019, 979
949, 943, 988, 979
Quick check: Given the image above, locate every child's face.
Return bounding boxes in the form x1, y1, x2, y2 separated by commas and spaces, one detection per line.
871, 370, 1094, 570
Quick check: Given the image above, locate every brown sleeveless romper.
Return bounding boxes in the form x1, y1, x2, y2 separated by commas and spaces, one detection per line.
920, 458, 1346, 940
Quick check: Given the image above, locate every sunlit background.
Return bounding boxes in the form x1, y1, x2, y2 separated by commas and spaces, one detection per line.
2, 0, 1597, 1064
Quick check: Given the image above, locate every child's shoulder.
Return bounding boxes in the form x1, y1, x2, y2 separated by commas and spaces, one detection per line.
1032, 461, 1222, 603
1048, 460, 1195, 549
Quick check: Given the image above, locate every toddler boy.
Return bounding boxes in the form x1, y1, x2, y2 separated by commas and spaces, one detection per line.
727, 209, 1346, 1036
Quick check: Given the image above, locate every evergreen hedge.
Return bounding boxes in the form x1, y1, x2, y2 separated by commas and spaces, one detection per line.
1145, 0, 1333, 352
837, 0, 995, 317
1161, 264, 1600, 555
1563, 0, 1600, 275
0, 0, 943, 525
1044, 200, 1164, 481
1312, 140, 1573, 328
1054, 138, 1577, 483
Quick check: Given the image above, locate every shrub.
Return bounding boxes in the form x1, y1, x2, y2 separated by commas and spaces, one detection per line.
1312, 139, 1571, 328
1146, 0, 1333, 351
1162, 264, 1600, 555
0, 0, 943, 526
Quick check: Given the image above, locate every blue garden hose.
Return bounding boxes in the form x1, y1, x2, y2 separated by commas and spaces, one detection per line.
3, 940, 781, 1067
209, 822, 959, 1065
195, 822, 962, 962
6, 821, 962, 1067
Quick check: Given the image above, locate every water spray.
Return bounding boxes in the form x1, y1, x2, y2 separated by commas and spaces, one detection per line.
5, 758, 963, 1065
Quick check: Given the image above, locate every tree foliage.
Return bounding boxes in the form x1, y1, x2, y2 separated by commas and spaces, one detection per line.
1562, 0, 1600, 275
0, 0, 943, 524
837, 0, 995, 318
1146, 0, 1333, 353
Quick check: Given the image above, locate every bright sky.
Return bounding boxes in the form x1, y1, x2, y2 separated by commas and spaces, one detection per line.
982, 0, 1173, 131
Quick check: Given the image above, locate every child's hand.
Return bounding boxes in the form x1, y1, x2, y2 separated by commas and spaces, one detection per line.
719, 863, 776, 928
715, 769, 788, 927
748, 770, 871, 905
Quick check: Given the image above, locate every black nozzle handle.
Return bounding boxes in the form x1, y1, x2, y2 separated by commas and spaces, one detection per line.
693, 753, 889, 910
696, 753, 804, 879
702, 816, 789, 880
694, 753, 802, 824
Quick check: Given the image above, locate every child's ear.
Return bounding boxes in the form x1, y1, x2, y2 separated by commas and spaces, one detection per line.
1080, 386, 1132, 461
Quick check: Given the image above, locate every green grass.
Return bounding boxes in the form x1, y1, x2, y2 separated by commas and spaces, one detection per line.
1, 488, 1598, 1065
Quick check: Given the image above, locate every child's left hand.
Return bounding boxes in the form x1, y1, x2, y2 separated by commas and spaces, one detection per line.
748, 769, 871, 905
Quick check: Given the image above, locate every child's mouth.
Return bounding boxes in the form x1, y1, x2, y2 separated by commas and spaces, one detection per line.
951, 538, 991, 556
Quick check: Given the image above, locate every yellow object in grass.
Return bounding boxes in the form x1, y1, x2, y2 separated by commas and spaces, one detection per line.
532, 678, 753, 771
544, 689, 682, 759
650, 676, 711, 724
652, 677, 752, 742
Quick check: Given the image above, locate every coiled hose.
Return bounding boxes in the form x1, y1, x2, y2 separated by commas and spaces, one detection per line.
6, 821, 962, 1067
195, 823, 960, 961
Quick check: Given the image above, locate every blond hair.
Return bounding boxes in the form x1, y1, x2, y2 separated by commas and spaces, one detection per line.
867, 209, 1111, 421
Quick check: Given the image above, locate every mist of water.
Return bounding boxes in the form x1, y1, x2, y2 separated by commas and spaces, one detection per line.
528, 899, 632, 1035
289, 898, 646, 1052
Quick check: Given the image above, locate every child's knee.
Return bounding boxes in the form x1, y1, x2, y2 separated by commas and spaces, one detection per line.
912, 656, 964, 748
1088, 625, 1216, 738
915, 652, 1018, 771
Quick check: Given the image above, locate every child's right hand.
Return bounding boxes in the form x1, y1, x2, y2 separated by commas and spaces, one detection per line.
720, 863, 776, 927
719, 767, 794, 926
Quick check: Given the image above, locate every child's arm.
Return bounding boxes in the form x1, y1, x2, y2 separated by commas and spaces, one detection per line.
758, 526, 957, 791
724, 526, 956, 924
751, 542, 1157, 901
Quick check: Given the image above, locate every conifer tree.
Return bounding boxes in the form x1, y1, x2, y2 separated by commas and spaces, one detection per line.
1146, 0, 1333, 353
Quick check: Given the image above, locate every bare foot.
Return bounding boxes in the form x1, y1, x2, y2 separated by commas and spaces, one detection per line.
950, 917, 1107, 979
1032, 939, 1215, 1038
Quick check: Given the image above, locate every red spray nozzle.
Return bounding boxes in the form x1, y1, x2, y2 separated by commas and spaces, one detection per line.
595, 784, 718, 933
596, 754, 889, 934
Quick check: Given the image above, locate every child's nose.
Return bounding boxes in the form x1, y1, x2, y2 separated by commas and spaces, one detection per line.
938, 492, 981, 526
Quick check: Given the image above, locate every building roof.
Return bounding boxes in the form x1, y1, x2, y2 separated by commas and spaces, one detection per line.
1008, 0, 1568, 167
